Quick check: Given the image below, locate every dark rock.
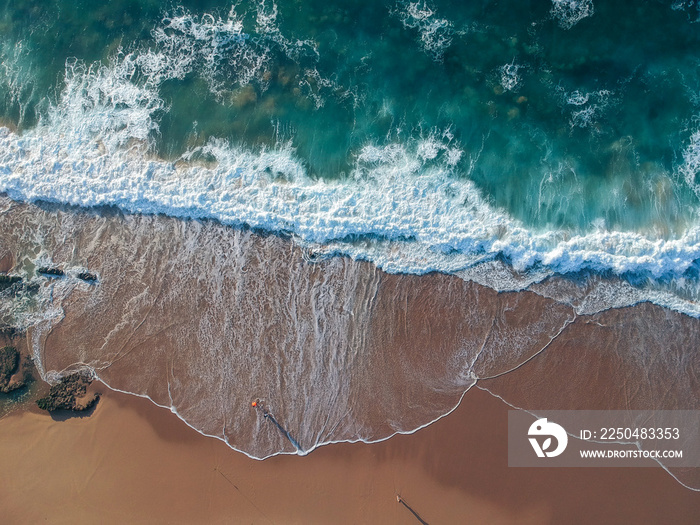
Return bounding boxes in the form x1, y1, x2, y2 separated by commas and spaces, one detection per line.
77, 271, 98, 282
0, 346, 19, 384
36, 372, 100, 412
0, 326, 19, 338
0, 346, 27, 393
37, 266, 64, 277
0, 274, 22, 290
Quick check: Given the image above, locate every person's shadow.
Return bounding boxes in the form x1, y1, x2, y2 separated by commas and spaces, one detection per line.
397, 495, 429, 525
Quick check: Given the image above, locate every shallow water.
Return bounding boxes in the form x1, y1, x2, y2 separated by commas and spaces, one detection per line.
1, 198, 698, 461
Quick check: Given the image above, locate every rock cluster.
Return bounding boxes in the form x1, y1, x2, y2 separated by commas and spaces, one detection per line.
36, 373, 100, 412
0, 346, 31, 393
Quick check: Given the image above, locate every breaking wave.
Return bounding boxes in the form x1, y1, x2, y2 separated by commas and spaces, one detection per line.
1, 3, 700, 317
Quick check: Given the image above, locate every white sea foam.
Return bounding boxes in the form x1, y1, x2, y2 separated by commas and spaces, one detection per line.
393, 1, 454, 60
254, 0, 318, 61
671, 0, 700, 18
134, 2, 325, 101
681, 129, 700, 198
558, 87, 612, 130
550, 0, 595, 29
499, 61, 522, 92
0, 40, 38, 125
152, 10, 266, 93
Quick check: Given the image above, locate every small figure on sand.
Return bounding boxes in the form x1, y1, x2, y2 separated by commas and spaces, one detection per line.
250, 398, 303, 452
251, 399, 270, 418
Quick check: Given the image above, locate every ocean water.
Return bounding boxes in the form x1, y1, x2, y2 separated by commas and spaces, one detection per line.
2, 0, 700, 461
2, 0, 700, 301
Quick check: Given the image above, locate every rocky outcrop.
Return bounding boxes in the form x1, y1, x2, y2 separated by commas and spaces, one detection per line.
36, 267, 64, 277
0, 346, 31, 393
36, 373, 100, 412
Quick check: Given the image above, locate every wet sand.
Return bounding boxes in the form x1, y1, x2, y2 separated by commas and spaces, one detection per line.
5, 197, 699, 461
0, 197, 581, 457
1, 196, 700, 522
1, 386, 699, 524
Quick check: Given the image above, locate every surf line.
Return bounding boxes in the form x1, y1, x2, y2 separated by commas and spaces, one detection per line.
252, 400, 304, 453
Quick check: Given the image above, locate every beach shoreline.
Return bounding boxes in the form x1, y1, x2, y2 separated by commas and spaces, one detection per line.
1, 197, 699, 462
1, 384, 699, 524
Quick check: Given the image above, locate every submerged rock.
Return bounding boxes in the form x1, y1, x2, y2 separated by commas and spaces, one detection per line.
0, 274, 22, 290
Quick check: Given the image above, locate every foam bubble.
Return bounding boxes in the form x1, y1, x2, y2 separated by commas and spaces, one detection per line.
499, 62, 522, 92
566, 91, 589, 106
550, 0, 595, 29
558, 87, 612, 130
393, 1, 454, 60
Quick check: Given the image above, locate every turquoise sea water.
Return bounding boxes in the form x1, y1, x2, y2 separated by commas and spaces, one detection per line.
3, 0, 700, 309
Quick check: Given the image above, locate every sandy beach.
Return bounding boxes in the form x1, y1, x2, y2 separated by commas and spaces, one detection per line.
0, 385, 698, 524
2, 198, 700, 523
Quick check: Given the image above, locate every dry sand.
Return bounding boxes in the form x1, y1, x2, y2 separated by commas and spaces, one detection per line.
1, 386, 699, 524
